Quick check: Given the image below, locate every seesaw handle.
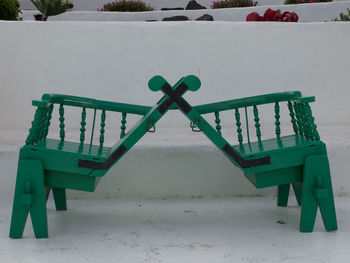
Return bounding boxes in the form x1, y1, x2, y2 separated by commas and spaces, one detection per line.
148, 75, 201, 92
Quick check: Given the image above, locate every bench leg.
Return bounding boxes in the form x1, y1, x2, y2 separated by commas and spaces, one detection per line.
277, 184, 290, 207
52, 188, 67, 211
292, 182, 302, 206
300, 154, 337, 232
10, 159, 48, 239
46, 186, 51, 201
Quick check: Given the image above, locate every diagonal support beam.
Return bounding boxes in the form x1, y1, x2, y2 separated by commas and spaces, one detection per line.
78, 75, 270, 172
78, 76, 193, 171
155, 76, 271, 171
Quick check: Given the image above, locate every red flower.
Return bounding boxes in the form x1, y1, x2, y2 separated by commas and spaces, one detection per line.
263, 8, 281, 21
246, 12, 262, 21
280, 11, 298, 22
246, 9, 298, 22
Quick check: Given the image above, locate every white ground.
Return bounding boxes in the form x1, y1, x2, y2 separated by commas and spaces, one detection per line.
1, 197, 350, 262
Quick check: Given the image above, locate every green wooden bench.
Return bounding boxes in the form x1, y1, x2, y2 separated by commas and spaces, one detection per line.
9, 75, 337, 238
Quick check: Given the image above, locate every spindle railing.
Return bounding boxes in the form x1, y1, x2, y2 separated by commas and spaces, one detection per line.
190, 91, 320, 149
25, 94, 151, 149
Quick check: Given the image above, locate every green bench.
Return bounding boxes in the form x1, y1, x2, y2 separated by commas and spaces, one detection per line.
9, 75, 337, 238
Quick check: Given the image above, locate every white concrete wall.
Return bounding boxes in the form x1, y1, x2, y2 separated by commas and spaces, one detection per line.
20, 2, 350, 22
1, 21, 350, 199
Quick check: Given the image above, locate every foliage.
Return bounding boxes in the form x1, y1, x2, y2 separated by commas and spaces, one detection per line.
332, 8, 350, 21
98, 0, 154, 12
0, 0, 21, 20
30, 0, 69, 21
246, 8, 298, 22
284, 0, 332, 4
211, 0, 257, 9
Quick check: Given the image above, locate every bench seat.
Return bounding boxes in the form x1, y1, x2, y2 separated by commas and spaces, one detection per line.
27, 138, 112, 158
18, 139, 113, 192
232, 135, 327, 188
233, 134, 318, 156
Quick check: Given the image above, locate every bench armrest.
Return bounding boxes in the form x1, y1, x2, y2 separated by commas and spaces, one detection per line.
40, 94, 151, 116
192, 91, 302, 114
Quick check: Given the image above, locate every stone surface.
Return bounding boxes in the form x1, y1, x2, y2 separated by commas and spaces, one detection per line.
1, 197, 350, 262
195, 14, 214, 21
163, 15, 190, 21
185, 0, 206, 10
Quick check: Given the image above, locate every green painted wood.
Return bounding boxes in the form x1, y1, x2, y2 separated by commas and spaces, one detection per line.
292, 181, 302, 206
235, 136, 326, 174
120, 112, 127, 139
46, 171, 98, 192
245, 166, 302, 189
300, 154, 337, 232
99, 110, 106, 147
277, 184, 291, 207
294, 102, 304, 136
42, 104, 53, 140
25, 107, 42, 145
38, 107, 48, 141
214, 112, 221, 135
59, 104, 65, 142
80, 107, 86, 144
10, 159, 48, 238
52, 188, 67, 211
235, 108, 243, 147
274, 102, 281, 138
253, 105, 262, 143
10, 75, 337, 237
244, 107, 251, 145
305, 103, 320, 141
42, 93, 151, 115
288, 101, 298, 135
20, 140, 110, 176
301, 103, 312, 140
193, 91, 302, 114
94, 77, 191, 171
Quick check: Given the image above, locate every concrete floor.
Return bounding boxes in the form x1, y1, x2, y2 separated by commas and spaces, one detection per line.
1, 197, 350, 263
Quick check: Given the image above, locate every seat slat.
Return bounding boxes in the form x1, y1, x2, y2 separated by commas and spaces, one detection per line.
30, 139, 111, 158
233, 135, 318, 156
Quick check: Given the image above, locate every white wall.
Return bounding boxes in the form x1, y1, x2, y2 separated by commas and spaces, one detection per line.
1, 21, 350, 199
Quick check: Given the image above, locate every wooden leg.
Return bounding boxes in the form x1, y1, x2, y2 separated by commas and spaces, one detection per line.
300, 154, 337, 232
292, 182, 302, 206
52, 188, 67, 211
10, 159, 48, 238
315, 156, 337, 231
45, 186, 51, 201
277, 184, 290, 207
9, 169, 30, 239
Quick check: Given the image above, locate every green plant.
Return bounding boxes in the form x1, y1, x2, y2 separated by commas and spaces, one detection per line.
0, 0, 21, 20
98, 0, 154, 12
211, 0, 257, 9
333, 8, 350, 21
284, 0, 332, 4
30, 0, 69, 21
